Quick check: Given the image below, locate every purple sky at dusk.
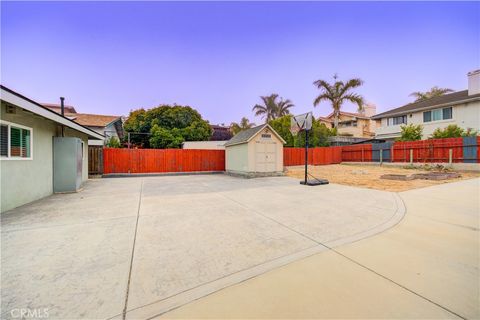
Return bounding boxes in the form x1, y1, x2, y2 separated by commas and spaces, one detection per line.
1, 1, 479, 125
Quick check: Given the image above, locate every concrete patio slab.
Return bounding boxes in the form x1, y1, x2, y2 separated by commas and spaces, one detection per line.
161, 178, 479, 320
1, 174, 404, 320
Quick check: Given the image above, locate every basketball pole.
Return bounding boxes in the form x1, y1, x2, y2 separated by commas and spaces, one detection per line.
304, 128, 308, 184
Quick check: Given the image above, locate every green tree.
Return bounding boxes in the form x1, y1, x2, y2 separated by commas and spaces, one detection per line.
431, 124, 478, 139
252, 94, 294, 122
294, 121, 334, 147
123, 105, 212, 148
398, 124, 423, 141
269, 115, 295, 147
105, 136, 121, 148
313, 74, 365, 130
268, 115, 334, 147
410, 86, 454, 102
231, 117, 254, 135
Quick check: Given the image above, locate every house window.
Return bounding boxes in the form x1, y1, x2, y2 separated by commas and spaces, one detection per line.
423, 107, 453, 123
0, 121, 32, 159
388, 116, 407, 126
443, 107, 452, 120
432, 109, 442, 121
423, 111, 432, 122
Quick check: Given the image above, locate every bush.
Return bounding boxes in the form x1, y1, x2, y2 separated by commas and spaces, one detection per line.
431, 125, 479, 139
105, 136, 121, 148
397, 124, 423, 141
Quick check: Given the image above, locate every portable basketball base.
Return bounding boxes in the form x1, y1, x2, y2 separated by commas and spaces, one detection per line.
291, 112, 329, 186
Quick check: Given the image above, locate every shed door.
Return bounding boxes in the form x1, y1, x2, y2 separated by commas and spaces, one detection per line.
255, 141, 277, 172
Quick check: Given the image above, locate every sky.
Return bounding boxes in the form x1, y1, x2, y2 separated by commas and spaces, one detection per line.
1, 1, 479, 125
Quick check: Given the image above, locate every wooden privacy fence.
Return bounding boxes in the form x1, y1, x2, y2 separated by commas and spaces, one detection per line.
102, 137, 479, 175
88, 146, 103, 175
283, 147, 342, 166
103, 148, 225, 174
340, 137, 480, 163
341, 144, 373, 162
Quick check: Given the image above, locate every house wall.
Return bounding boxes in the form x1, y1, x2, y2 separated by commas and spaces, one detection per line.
0, 102, 89, 213
375, 101, 480, 139
87, 122, 120, 146
335, 114, 375, 138
182, 141, 226, 150
225, 143, 249, 173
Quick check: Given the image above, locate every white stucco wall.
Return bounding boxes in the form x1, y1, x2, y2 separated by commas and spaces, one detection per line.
375, 101, 480, 139
1, 102, 89, 213
182, 141, 226, 150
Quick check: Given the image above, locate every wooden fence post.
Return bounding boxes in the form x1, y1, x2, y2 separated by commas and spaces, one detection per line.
410, 149, 413, 164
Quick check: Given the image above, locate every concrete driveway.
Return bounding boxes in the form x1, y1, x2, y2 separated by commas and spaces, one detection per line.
1, 174, 404, 319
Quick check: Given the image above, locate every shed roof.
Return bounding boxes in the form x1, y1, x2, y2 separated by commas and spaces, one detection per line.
224, 124, 286, 147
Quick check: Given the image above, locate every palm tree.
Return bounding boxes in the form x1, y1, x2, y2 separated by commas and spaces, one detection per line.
231, 117, 254, 135
252, 94, 294, 122
276, 98, 294, 117
313, 74, 365, 130
410, 86, 454, 102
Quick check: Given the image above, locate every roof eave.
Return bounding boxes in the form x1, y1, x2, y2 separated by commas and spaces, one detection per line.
1, 86, 105, 140
372, 96, 480, 120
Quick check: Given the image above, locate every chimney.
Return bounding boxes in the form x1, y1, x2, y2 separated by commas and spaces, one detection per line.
361, 103, 377, 117
468, 69, 480, 96
60, 97, 65, 116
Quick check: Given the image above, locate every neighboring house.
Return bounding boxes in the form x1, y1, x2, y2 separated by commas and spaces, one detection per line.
320, 103, 377, 138
182, 141, 226, 150
44, 104, 124, 146
0, 85, 104, 212
225, 124, 285, 177
210, 124, 232, 141
373, 70, 480, 140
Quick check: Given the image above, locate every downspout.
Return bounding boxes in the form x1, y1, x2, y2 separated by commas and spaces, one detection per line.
60, 97, 65, 137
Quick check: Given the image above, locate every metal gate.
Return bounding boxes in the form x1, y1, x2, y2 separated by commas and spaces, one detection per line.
463, 136, 478, 163
372, 142, 392, 162
88, 146, 103, 175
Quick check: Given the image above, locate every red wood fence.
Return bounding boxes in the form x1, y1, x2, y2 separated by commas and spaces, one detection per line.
341, 144, 373, 162
391, 138, 463, 163
283, 147, 342, 166
103, 137, 479, 174
103, 148, 225, 174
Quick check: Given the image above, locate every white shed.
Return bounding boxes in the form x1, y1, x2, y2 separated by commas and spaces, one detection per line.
224, 124, 285, 177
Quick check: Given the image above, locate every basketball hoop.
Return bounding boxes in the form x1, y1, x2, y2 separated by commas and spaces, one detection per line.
290, 112, 312, 134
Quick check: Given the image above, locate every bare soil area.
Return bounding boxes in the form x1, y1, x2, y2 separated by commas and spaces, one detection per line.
285, 164, 480, 192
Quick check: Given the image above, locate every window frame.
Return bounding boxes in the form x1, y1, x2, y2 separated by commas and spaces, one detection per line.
0, 120, 33, 160
423, 107, 453, 123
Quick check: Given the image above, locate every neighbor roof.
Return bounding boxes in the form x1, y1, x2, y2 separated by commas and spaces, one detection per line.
224, 124, 286, 147
372, 90, 480, 119
43, 103, 77, 114
64, 113, 120, 127
0, 85, 104, 140
325, 111, 370, 120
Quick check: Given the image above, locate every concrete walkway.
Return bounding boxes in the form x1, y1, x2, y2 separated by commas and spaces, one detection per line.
161, 178, 480, 319
1, 175, 403, 319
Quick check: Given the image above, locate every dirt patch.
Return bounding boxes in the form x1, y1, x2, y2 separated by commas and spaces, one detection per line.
285, 164, 480, 192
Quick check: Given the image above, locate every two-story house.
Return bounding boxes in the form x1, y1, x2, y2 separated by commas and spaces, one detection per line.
319, 103, 377, 138
373, 70, 480, 140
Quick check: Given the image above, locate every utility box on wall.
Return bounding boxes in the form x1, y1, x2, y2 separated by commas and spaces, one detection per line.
53, 137, 83, 193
